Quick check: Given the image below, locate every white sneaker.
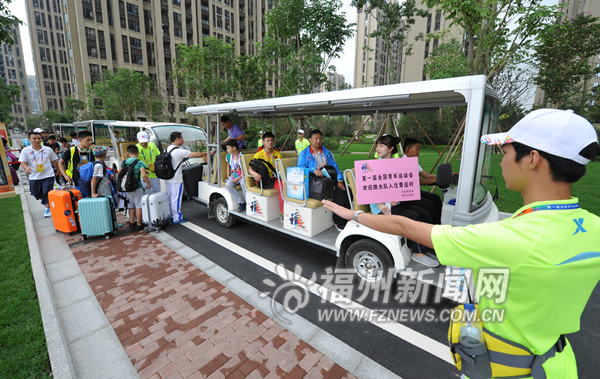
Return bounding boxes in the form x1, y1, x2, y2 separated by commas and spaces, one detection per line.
44, 208, 51, 218
426, 252, 439, 261
411, 254, 439, 267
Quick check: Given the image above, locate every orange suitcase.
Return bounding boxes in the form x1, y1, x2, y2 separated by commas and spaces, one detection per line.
49, 188, 83, 234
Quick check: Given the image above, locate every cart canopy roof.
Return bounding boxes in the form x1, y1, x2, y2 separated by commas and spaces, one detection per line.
186, 75, 497, 118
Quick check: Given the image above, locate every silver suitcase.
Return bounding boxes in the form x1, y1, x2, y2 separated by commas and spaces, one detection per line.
141, 192, 171, 232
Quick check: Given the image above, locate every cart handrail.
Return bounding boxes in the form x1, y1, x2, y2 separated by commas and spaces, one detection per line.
275, 158, 308, 207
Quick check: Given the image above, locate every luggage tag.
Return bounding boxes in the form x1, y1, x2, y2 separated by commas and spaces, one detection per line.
36, 164, 45, 173
321, 168, 331, 179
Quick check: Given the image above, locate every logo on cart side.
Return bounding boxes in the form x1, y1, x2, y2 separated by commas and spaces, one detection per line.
288, 210, 306, 230
250, 200, 263, 215
361, 162, 373, 173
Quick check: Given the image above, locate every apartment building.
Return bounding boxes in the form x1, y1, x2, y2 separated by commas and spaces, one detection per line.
0, 25, 32, 127
534, 0, 600, 107
313, 71, 346, 93
28, 75, 43, 114
26, 0, 272, 121
354, 1, 462, 88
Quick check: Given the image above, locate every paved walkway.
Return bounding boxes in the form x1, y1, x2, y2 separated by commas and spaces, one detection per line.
19, 173, 400, 379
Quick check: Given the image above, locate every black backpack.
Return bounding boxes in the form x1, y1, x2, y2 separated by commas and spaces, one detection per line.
117, 159, 139, 192
249, 158, 276, 189
155, 146, 184, 179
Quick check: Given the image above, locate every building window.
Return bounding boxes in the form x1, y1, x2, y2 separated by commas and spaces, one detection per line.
174, 28, 182, 37
173, 0, 181, 5
126, 3, 138, 16
132, 53, 143, 65
83, 8, 94, 21
129, 37, 142, 49
85, 27, 96, 40
88, 46, 98, 57
128, 19, 140, 32
174, 12, 181, 23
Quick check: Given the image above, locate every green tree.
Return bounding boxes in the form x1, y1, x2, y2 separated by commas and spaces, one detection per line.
424, 38, 469, 80
233, 55, 267, 101
86, 68, 158, 120
353, 0, 427, 85
26, 116, 42, 130
41, 110, 72, 128
0, 1, 21, 45
174, 37, 236, 106
65, 98, 86, 122
258, 0, 354, 95
534, 12, 600, 110
426, 0, 559, 80
0, 78, 20, 124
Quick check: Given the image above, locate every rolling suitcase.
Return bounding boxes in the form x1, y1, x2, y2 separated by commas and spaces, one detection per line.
182, 163, 204, 199
49, 186, 83, 235
78, 197, 118, 240
141, 192, 171, 232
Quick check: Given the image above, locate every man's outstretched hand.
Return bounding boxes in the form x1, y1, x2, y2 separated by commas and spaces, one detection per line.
322, 200, 353, 221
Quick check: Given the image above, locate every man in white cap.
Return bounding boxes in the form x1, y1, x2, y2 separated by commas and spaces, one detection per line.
323, 109, 599, 378
136, 131, 161, 193
295, 129, 310, 156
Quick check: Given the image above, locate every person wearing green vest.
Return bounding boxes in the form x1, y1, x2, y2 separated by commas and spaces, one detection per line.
323, 109, 600, 378
136, 131, 162, 193
295, 129, 310, 155
257, 131, 263, 148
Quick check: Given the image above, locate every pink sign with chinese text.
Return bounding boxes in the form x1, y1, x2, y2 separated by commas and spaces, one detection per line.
354, 157, 421, 205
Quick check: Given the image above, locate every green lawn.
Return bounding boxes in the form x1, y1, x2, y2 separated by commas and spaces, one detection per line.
333, 144, 600, 216
0, 196, 51, 378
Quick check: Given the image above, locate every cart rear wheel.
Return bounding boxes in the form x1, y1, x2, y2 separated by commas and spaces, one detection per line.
214, 198, 236, 228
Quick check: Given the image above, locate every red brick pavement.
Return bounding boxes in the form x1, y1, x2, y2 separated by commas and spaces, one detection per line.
64, 216, 358, 379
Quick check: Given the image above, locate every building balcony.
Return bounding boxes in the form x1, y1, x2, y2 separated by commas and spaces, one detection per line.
240, 45, 246, 54
185, 8, 192, 19
239, 0, 245, 5
202, 33, 209, 38
202, 19, 210, 30
239, 20, 246, 30
163, 32, 171, 41
162, 17, 170, 26
186, 23, 193, 34
240, 33, 246, 42
161, 0, 168, 11
239, 9, 245, 18
164, 48, 172, 58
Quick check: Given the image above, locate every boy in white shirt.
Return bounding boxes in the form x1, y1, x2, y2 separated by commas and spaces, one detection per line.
166, 131, 215, 223
19, 131, 60, 218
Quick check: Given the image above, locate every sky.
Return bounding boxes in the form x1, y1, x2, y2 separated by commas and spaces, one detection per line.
8, 0, 559, 90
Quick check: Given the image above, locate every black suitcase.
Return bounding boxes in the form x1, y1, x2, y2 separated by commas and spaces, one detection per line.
308, 176, 334, 201
182, 163, 204, 199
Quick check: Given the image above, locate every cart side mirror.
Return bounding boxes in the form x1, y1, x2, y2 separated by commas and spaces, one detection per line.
436, 163, 453, 189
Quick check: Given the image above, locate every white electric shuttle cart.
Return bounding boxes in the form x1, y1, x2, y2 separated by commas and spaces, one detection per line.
185, 75, 505, 290
70, 120, 209, 173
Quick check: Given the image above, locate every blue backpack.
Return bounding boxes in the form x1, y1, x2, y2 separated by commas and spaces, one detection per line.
78, 161, 105, 197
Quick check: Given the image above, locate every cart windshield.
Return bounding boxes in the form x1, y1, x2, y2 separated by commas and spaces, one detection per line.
471, 96, 500, 211
151, 125, 208, 153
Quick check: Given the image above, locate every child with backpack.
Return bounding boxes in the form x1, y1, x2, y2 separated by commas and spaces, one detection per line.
120, 145, 151, 230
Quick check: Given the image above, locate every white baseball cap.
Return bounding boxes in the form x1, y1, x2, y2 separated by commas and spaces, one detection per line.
137, 131, 150, 142
33, 128, 44, 133
298, 129, 305, 134
481, 109, 598, 165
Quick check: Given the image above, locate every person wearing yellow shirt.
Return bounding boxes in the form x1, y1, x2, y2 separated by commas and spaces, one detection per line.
248, 132, 284, 219
324, 109, 600, 379
136, 131, 162, 193
295, 129, 310, 155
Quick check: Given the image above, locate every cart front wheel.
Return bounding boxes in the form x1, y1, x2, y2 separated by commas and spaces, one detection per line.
345, 239, 394, 288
